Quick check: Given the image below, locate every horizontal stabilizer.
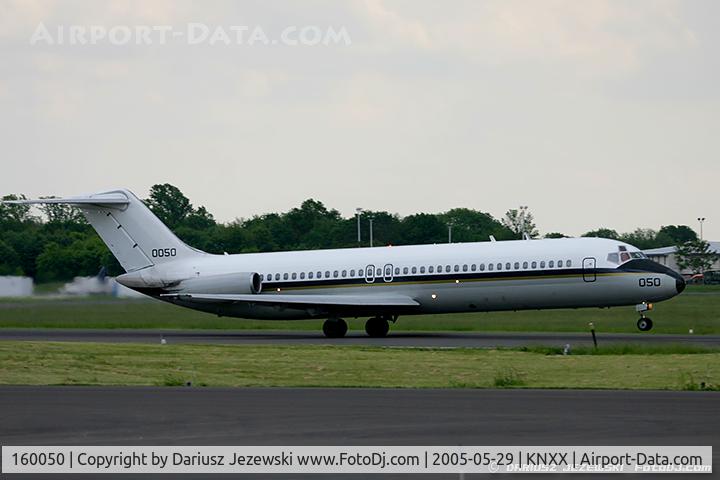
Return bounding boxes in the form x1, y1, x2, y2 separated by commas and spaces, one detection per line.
161, 293, 420, 307
2, 193, 129, 205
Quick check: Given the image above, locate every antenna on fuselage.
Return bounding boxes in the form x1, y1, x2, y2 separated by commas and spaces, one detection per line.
522, 232, 531, 240
489, 235, 496, 242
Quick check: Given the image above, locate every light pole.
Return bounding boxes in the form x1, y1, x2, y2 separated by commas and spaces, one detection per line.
698, 217, 706, 240
519, 205, 528, 239
356, 208, 363, 246
369, 216, 374, 247
448, 222, 453, 243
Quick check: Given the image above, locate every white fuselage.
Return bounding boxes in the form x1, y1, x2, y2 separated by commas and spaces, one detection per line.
129, 237, 684, 320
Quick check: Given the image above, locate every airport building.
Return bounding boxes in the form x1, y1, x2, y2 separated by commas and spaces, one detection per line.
644, 241, 720, 276
0, 276, 33, 297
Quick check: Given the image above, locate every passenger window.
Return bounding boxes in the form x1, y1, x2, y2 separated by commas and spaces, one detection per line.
292, 273, 297, 280
420, 266, 426, 274
558, 260, 563, 268
480, 263, 485, 271
412, 266, 417, 274
429, 266, 434, 273
514, 262, 519, 269
539, 261, 545, 268
548, 260, 554, 268
446, 265, 451, 273
522, 261, 528, 269
506, 262, 511, 270
309, 272, 314, 279
275, 273, 280, 281
376, 268, 382, 276
349, 270, 355, 277
488, 263, 493, 271
283, 273, 289, 280
333, 271, 339, 278
471, 264, 476, 271
497, 263, 502, 270
395, 267, 400, 275
463, 264, 468, 272
437, 265, 442, 272
342, 270, 347, 277
325, 271, 331, 278
403, 267, 409, 274
566, 259, 572, 267
317, 271, 322, 278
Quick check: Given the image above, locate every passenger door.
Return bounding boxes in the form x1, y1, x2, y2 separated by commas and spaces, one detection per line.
365, 264, 376, 284
383, 264, 394, 283
582, 257, 596, 282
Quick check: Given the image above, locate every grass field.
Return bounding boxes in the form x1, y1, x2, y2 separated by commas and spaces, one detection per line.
0, 285, 718, 334
0, 342, 717, 390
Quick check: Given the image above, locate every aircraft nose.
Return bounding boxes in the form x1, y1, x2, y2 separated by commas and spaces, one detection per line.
676, 275, 686, 294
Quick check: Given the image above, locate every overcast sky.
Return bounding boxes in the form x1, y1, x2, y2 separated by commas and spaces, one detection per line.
1, 0, 718, 239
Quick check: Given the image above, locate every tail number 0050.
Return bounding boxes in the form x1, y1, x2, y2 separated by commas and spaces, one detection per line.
151, 248, 177, 258
639, 277, 661, 287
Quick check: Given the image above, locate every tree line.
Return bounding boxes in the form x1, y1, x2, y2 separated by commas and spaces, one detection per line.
0, 183, 703, 282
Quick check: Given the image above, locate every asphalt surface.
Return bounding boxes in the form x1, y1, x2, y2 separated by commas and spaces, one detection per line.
1, 328, 719, 347
0, 387, 717, 479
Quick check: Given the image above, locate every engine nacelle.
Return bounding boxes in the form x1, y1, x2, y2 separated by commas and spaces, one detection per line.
172, 272, 262, 295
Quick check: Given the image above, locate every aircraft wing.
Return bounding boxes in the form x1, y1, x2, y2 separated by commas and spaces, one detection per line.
161, 293, 419, 308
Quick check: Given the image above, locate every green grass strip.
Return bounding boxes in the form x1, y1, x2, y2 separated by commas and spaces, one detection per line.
0, 342, 717, 391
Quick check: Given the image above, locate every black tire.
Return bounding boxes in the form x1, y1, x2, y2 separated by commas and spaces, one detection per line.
323, 318, 348, 338
365, 317, 389, 338
637, 317, 653, 332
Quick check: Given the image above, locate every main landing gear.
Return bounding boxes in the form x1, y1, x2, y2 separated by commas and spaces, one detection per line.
635, 303, 653, 332
322, 318, 348, 338
321, 315, 397, 338
365, 316, 390, 338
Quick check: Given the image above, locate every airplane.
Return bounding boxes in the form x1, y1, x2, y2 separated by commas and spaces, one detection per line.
4, 189, 686, 337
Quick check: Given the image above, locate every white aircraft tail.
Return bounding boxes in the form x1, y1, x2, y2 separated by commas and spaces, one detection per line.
3, 189, 205, 272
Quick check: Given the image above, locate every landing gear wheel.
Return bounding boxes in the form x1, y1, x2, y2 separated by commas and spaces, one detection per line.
637, 317, 653, 332
322, 318, 348, 338
365, 317, 389, 338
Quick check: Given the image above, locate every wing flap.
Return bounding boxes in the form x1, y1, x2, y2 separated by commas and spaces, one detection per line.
161, 293, 419, 307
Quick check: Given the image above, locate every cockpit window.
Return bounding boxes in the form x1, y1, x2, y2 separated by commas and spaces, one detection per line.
607, 250, 647, 264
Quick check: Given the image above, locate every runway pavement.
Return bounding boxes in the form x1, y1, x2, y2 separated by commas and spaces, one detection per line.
1, 328, 719, 347
0, 386, 717, 479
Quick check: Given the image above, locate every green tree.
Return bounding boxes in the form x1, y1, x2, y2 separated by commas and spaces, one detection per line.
655, 225, 697, 246
438, 208, 513, 242
0, 194, 34, 224
145, 184, 194, 229
619, 228, 659, 250
544, 232, 567, 238
38, 197, 85, 224
399, 213, 447, 245
675, 240, 719, 274
0, 239, 22, 275
502, 206, 539, 239
356, 211, 402, 247
582, 228, 620, 239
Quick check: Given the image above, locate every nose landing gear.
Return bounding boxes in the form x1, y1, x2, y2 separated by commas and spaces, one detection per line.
637, 316, 653, 332
635, 303, 653, 332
